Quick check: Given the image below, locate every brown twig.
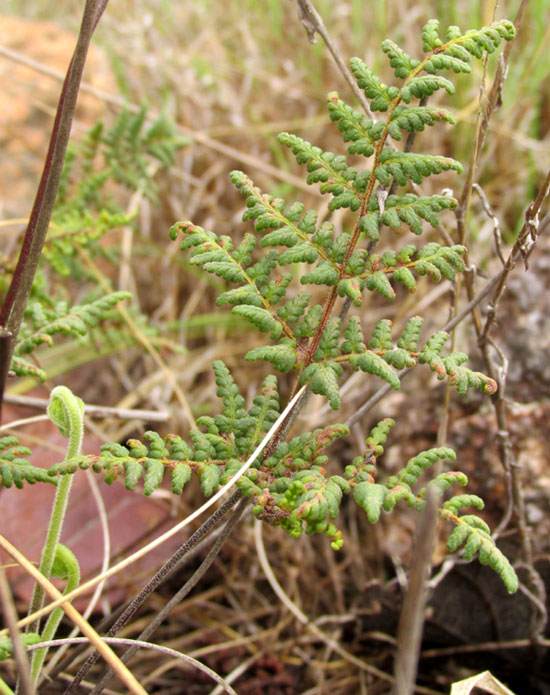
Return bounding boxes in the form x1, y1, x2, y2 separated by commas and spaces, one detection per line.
2, 393, 170, 423
295, 0, 374, 118
393, 486, 441, 695
477, 167, 550, 638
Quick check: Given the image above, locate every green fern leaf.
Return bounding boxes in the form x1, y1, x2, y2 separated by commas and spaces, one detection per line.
279, 244, 319, 264
392, 447, 456, 488
365, 271, 395, 300
401, 75, 455, 103
245, 343, 297, 373
277, 291, 312, 324
354, 481, 388, 523
376, 149, 462, 186
294, 304, 323, 338
421, 18, 443, 51
382, 39, 420, 78
231, 305, 283, 339
216, 286, 262, 307
358, 211, 381, 241
349, 351, 400, 389
144, 459, 165, 496
369, 319, 393, 351
327, 92, 382, 156
15, 292, 131, 358
301, 261, 339, 286
212, 361, 247, 432
393, 267, 416, 291
0, 436, 56, 489
397, 316, 423, 353
315, 318, 341, 360
445, 513, 518, 593
199, 463, 221, 497
277, 132, 362, 210
337, 278, 364, 306
10, 355, 47, 382
341, 316, 366, 354
300, 361, 343, 410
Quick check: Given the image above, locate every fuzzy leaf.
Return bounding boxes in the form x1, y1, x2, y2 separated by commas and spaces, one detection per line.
349, 57, 393, 111
246, 344, 297, 373
365, 271, 395, 300
200, 463, 221, 497
301, 261, 339, 286
231, 305, 283, 339
301, 361, 343, 410
445, 513, 518, 593
171, 463, 192, 494
354, 482, 388, 523
350, 351, 400, 389
337, 278, 364, 306
0, 436, 56, 489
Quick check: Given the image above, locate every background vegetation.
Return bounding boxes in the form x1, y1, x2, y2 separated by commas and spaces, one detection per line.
0, 1, 548, 693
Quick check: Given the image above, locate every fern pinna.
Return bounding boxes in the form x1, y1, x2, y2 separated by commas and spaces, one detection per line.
45, 20, 518, 592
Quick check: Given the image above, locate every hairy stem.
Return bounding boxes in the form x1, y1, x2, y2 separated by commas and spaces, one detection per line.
31, 546, 80, 687
26, 387, 84, 642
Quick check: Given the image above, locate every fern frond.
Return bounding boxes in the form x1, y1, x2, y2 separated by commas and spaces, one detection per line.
397, 316, 423, 352
230, 170, 337, 267
349, 57, 396, 111
341, 317, 421, 382
382, 39, 421, 79
277, 133, 363, 211
349, 350, 401, 390
10, 356, 47, 381
242, 374, 280, 453
341, 316, 366, 354
315, 318, 341, 360
388, 104, 456, 139
15, 292, 131, 357
327, 92, 383, 156
300, 361, 344, 410
388, 447, 456, 489
170, 221, 294, 339
354, 482, 388, 523
370, 192, 457, 235
301, 260, 340, 286
401, 74, 455, 102
375, 148, 462, 186
444, 510, 518, 593
0, 436, 56, 489
211, 360, 247, 434
418, 332, 498, 394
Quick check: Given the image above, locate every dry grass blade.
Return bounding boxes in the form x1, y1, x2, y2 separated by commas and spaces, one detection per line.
0, 535, 147, 695
0, 43, 315, 193
83, 498, 249, 695
0, 564, 35, 695
254, 520, 443, 695
27, 637, 238, 695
